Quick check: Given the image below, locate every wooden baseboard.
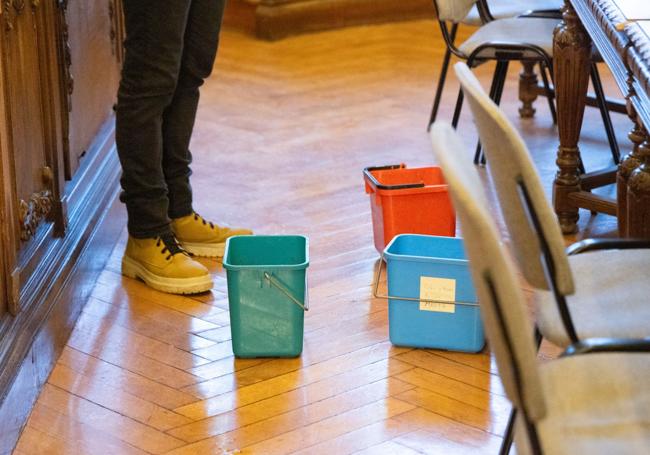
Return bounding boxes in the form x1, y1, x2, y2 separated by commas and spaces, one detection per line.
0, 118, 123, 453
225, 0, 434, 40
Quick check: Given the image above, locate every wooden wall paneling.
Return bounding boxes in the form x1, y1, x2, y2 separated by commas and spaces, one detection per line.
0, 120, 122, 447
34, 0, 68, 237
0, 11, 15, 319
55, 0, 74, 181
2, 0, 55, 250
66, 0, 121, 175
0, 173, 123, 454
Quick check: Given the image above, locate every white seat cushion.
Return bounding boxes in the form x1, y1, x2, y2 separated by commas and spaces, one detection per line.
463, 0, 562, 26
459, 18, 559, 59
534, 249, 650, 347
516, 353, 650, 454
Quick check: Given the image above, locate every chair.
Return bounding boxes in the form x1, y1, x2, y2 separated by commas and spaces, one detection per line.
430, 122, 650, 455
453, 61, 650, 348
429, 0, 563, 127
428, 0, 620, 167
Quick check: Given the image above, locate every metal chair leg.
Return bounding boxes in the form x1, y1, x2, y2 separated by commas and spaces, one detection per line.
539, 62, 557, 124
499, 407, 517, 455
476, 60, 509, 165
590, 62, 620, 164
451, 88, 464, 129
428, 24, 458, 130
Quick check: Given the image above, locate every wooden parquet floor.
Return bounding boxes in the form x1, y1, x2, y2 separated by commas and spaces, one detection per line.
14, 18, 627, 454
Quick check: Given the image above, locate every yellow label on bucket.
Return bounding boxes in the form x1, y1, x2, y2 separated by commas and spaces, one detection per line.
419, 277, 456, 313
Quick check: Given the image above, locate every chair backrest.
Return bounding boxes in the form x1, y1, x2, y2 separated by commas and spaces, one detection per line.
453, 62, 575, 296
430, 122, 547, 423
433, 0, 477, 23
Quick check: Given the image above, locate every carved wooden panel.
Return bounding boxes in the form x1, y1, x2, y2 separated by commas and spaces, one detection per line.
65, 0, 122, 176
2, 0, 56, 245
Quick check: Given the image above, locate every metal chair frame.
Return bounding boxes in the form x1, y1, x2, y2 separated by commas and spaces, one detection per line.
427, 0, 620, 167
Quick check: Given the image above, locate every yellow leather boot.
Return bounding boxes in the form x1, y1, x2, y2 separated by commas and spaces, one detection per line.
171, 212, 252, 258
122, 234, 213, 294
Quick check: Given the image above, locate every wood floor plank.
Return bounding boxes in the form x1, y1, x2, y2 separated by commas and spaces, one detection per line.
48, 363, 194, 431
167, 386, 415, 454
393, 407, 504, 451
354, 440, 424, 455
66, 327, 200, 389
36, 385, 185, 454
58, 347, 199, 410
92, 277, 223, 333
396, 349, 506, 396
241, 398, 415, 454
24, 402, 150, 455
292, 418, 416, 455
177, 340, 408, 414
396, 368, 510, 413
15, 426, 96, 455
97, 269, 228, 323
168, 358, 414, 442
395, 387, 507, 436
70, 310, 213, 370
83, 296, 216, 352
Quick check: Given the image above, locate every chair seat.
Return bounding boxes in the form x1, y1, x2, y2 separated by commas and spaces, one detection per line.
534, 249, 650, 347
519, 353, 650, 454
459, 17, 559, 59
463, 0, 563, 26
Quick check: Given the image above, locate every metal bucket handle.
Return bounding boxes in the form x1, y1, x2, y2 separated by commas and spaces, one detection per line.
264, 272, 309, 311
373, 253, 479, 307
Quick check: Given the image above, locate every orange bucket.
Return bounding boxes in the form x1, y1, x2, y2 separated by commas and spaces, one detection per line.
363, 164, 456, 252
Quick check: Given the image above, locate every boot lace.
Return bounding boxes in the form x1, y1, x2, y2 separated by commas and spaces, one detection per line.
194, 212, 215, 229
156, 233, 189, 260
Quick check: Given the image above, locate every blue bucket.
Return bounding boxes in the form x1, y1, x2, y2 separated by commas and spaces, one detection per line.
383, 234, 484, 352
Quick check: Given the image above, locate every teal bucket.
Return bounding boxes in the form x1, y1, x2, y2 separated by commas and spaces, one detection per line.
223, 235, 309, 358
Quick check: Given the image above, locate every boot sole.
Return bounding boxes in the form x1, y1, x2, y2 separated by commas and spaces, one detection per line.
180, 241, 226, 259
121, 256, 213, 294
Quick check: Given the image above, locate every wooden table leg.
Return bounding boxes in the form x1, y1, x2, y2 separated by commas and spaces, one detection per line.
616, 82, 645, 237
518, 61, 538, 119
552, 2, 592, 234
627, 135, 650, 238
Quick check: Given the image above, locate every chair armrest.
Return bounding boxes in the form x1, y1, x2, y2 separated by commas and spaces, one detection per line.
566, 238, 650, 256
562, 338, 650, 357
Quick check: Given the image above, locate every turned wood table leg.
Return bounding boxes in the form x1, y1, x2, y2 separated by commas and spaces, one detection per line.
616, 86, 644, 237
552, 2, 592, 234
627, 135, 650, 238
519, 61, 538, 118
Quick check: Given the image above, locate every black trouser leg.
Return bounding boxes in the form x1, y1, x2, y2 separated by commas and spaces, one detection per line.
116, 0, 225, 238
164, 0, 226, 219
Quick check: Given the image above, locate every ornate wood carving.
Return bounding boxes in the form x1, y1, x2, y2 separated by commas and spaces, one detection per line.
626, 136, 650, 237
108, 0, 124, 62
552, 2, 592, 234
4, 0, 14, 30
616, 69, 644, 237
56, 0, 73, 111
18, 166, 54, 242
108, 0, 117, 55
12, 0, 25, 15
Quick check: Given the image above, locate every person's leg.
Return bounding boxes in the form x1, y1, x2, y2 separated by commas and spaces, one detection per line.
116, 0, 192, 238
116, 0, 213, 295
162, 0, 227, 219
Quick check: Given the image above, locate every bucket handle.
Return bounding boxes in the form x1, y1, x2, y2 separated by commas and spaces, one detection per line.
372, 253, 479, 307
264, 272, 309, 311
363, 164, 426, 191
